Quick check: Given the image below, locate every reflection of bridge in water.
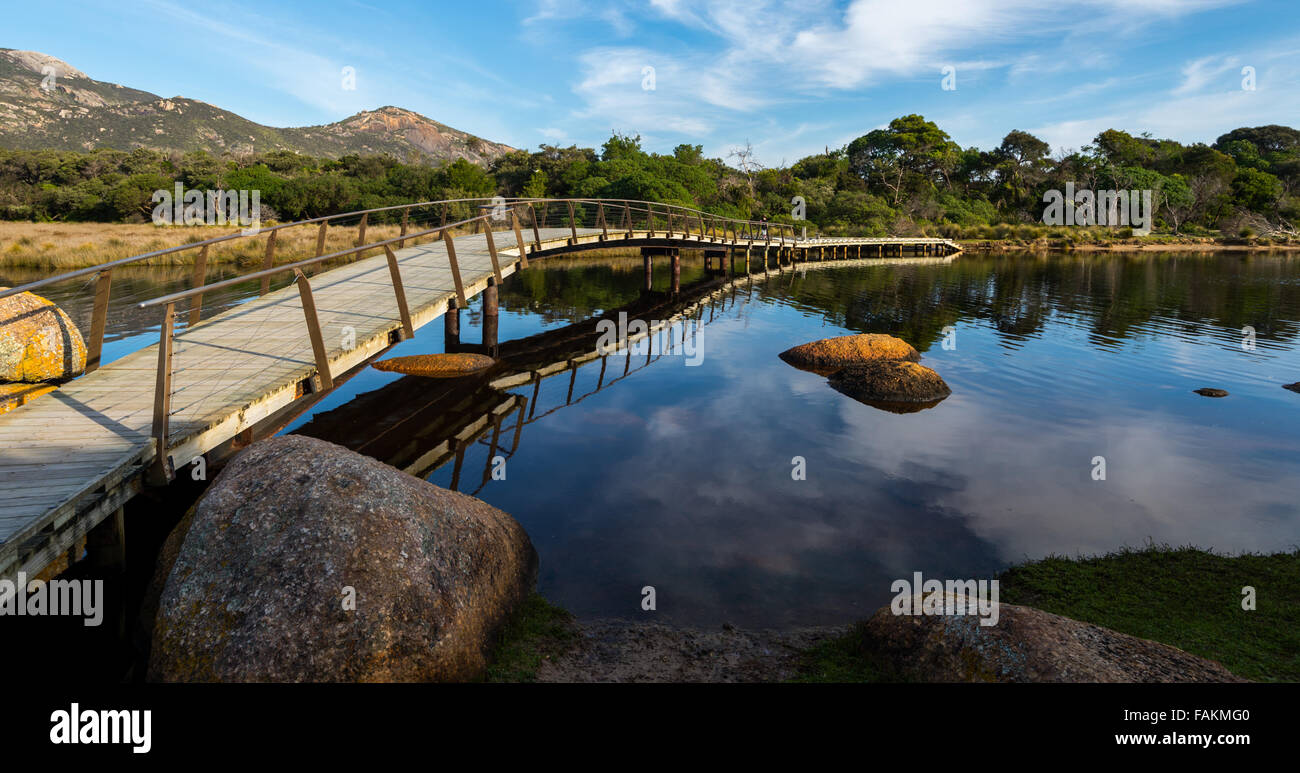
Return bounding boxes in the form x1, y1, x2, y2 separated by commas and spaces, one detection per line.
0, 194, 959, 581
293, 267, 745, 494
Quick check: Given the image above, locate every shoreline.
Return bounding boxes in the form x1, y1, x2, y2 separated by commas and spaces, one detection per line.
489, 545, 1298, 683
958, 238, 1300, 253
2, 220, 1297, 273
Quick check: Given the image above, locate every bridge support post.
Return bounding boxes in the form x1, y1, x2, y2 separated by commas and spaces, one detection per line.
85, 505, 127, 639
744, 247, 750, 275
445, 299, 460, 351
85, 506, 126, 572
483, 279, 499, 354
671, 250, 681, 295
643, 249, 653, 291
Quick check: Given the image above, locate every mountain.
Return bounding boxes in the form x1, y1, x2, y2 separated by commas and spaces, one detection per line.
0, 49, 515, 165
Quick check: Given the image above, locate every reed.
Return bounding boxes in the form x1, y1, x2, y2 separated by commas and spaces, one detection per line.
0, 220, 475, 270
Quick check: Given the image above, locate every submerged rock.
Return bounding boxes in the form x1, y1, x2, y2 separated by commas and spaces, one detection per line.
828, 360, 951, 405
778, 333, 919, 375
372, 352, 495, 378
1193, 388, 1229, 397
1282, 382, 1300, 394
0, 287, 86, 382
149, 435, 537, 682
860, 594, 1246, 683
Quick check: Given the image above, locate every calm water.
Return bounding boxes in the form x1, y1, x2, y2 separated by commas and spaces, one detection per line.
11, 252, 1300, 627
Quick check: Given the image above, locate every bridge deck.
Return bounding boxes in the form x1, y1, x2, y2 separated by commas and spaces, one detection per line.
0, 228, 958, 579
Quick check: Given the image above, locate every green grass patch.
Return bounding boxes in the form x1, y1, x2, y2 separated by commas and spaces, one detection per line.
791, 545, 1299, 682
484, 592, 579, 683
787, 622, 887, 683
998, 544, 1299, 682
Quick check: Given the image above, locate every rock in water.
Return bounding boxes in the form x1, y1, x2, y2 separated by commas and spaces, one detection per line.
1193, 388, 1229, 397
149, 435, 538, 682
828, 360, 951, 405
861, 595, 1246, 683
1282, 382, 1300, 394
0, 288, 87, 382
778, 333, 919, 375
372, 352, 495, 378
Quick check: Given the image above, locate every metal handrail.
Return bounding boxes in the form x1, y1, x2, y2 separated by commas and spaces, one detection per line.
137, 212, 490, 308
94, 196, 801, 483
0, 196, 503, 301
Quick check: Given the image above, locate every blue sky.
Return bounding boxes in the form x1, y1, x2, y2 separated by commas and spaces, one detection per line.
6, 0, 1299, 164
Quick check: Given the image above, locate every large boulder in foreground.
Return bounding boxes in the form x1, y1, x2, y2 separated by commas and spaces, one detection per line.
861, 594, 1245, 682
149, 435, 537, 682
828, 360, 951, 406
779, 333, 919, 375
0, 288, 86, 382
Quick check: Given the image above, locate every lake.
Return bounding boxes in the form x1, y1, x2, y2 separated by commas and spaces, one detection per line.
7, 250, 1299, 628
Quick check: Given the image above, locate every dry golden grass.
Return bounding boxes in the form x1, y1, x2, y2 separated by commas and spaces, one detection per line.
0, 221, 475, 270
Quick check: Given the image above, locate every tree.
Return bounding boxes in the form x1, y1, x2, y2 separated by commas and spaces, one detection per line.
847, 115, 959, 209
727, 140, 762, 197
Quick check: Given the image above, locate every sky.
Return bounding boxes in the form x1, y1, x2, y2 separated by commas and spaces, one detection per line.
5, 0, 1299, 164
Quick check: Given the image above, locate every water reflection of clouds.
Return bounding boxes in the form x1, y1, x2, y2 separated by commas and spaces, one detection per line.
835, 380, 1300, 563
456, 256, 1300, 626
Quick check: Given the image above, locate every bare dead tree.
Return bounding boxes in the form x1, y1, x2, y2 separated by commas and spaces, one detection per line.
728, 140, 763, 197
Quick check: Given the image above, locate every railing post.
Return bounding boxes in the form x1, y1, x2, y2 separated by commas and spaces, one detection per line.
530, 204, 542, 252
149, 302, 176, 484
293, 269, 333, 391
598, 203, 608, 240
647, 207, 656, 237
85, 268, 112, 373
399, 207, 410, 248
355, 212, 368, 251
442, 230, 468, 307
624, 204, 633, 237
441, 204, 448, 228
259, 229, 277, 296
667, 209, 674, 238
315, 221, 328, 256
567, 200, 578, 245
382, 245, 415, 340
483, 217, 503, 284
187, 244, 209, 328
512, 210, 530, 269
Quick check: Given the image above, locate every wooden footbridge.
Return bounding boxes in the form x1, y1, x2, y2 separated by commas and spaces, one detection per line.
0, 197, 959, 581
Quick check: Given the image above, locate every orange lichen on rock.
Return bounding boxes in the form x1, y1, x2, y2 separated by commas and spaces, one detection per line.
0, 382, 57, 416
0, 287, 87, 382
371, 352, 495, 378
778, 333, 919, 375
